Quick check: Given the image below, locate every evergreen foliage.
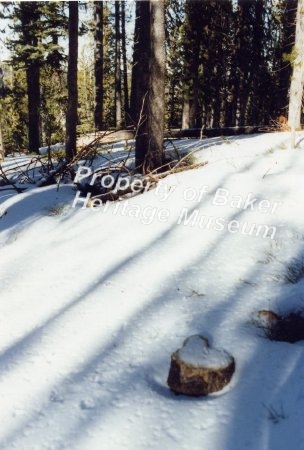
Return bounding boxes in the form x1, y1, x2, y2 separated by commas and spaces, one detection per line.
0, 0, 302, 157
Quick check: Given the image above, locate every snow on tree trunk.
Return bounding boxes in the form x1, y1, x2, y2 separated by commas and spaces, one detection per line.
288, 0, 304, 147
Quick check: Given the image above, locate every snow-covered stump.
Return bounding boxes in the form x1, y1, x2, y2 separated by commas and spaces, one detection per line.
167, 335, 235, 396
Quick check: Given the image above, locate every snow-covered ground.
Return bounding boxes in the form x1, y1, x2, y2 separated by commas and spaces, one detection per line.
1, 132, 304, 450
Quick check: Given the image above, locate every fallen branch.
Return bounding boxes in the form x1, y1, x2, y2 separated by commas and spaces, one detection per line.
86, 158, 208, 205
0, 163, 25, 193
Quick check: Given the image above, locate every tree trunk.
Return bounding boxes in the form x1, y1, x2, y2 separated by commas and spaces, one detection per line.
19, 2, 41, 153
288, 0, 304, 140
135, 0, 165, 172
26, 62, 41, 153
121, 1, 129, 126
66, 1, 78, 160
181, 1, 201, 129
277, 0, 297, 116
247, 0, 265, 125
130, 1, 150, 126
94, 1, 104, 131
0, 67, 3, 157
0, 116, 4, 160
115, 1, 122, 129
182, 66, 199, 129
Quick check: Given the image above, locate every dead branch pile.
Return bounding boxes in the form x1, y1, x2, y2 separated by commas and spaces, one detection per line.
0, 129, 208, 205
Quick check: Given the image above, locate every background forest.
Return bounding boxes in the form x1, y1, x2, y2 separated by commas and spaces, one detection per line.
0, 0, 300, 156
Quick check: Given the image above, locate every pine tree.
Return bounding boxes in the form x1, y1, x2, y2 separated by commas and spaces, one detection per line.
3, 1, 66, 152
17, 2, 41, 153
165, 0, 184, 129
181, 0, 203, 129
276, 0, 298, 116
0, 121, 3, 159
247, 0, 273, 125
135, 0, 165, 172
66, 1, 79, 160
0, 64, 29, 154
121, 0, 129, 126
78, 42, 95, 134
130, 1, 150, 127
114, 1, 122, 129
288, 0, 304, 144
94, 1, 104, 131
0, 67, 4, 159
199, 1, 234, 128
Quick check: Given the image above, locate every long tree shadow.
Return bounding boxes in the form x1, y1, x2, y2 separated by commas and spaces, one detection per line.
0, 143, 303, 449
0, 182, 251, 447
0, 226, 244, 448
3, 221, 303, 450
0, 195, 291, 448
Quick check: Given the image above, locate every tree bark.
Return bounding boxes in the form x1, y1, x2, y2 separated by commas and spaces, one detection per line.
0, 68, 3, 157
19, 2, 41, 153
66, 1, 79, 160
277, 0, 297, 116
135, 0, 165, 172
182, 68, 199, 129
94, 1, 104, 131
181, 1, 201, 129
121, 1, 129, 126
26, 62, 41, 153
0, 116, 4, 160
115, 1, 122, 129
235, 0, 252, 127
130, 1, 150, 126
288, 0, 304, 136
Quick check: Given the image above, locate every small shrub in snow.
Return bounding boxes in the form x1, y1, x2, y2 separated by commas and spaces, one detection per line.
263, 403, 287, 424
47, 204, 66, 216
180, 153, 197, 167
282, 258, 304, 284
258, 251, 277, 265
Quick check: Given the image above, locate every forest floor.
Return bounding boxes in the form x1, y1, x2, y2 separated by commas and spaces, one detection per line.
0, 132, 304, 450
